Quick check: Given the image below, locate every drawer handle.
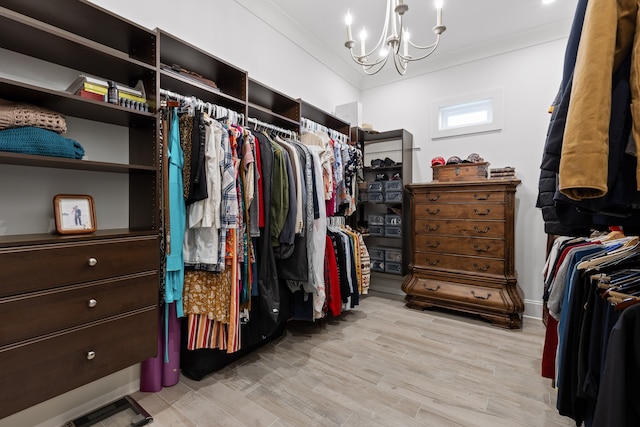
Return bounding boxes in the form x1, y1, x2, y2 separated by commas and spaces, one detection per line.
471, 290, 492, 300
473, 244, 491, 252
426, 224, 440, 232
88, 257, 98, 267
88, 299, 98, 308
474, 193, 490, 200
426, 241, 440, 248
426, 258, 440, 266
473, 263, 490, 272
474, 209, 491, 216
426, 208, 440, 215
425, 285, 441, 292
474, 226, 490, 234
86, 351, 96, 360
428, 195, 440, 201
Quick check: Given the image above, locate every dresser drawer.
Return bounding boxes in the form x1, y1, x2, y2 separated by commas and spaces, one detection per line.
415, 235, 504, 258
414, 203, 505, 220
0, 236, 159, 297
412, 190, 505, 204
0, 308, 157, 419
0, 272, 157, 346
408, 278, 507, 310
414, 219, 505, 238
413, 252, 505, 276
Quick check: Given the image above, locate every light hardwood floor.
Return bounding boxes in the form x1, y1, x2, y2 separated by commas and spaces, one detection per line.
126, 295, 574, 427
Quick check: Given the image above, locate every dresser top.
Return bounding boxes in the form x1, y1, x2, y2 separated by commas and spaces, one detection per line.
407, 179, 521, 189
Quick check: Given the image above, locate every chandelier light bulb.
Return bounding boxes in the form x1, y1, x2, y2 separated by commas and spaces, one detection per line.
345, 10, 353, 42
359, 28, 367, 57
359, 28, 367, 42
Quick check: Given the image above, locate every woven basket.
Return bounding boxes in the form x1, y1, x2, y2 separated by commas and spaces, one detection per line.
0, 99, 67, 133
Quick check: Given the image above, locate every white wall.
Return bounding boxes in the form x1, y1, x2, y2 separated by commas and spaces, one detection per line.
360, 39, 568, 319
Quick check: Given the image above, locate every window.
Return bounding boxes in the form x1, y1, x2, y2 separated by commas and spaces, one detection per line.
431, 89, 503, 139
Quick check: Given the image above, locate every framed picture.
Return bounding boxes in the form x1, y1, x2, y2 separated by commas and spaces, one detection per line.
53, 194, 97, 234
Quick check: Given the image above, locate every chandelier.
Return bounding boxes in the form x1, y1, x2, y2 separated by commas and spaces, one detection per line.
344, 0, 446, 75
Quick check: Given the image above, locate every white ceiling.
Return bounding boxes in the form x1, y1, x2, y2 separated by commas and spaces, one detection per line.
236, 0, 579, 90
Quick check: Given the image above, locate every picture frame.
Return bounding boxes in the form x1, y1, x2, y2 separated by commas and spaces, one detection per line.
53, 194, 97, 234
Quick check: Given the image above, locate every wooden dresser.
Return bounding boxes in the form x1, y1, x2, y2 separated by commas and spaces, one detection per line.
401, 180, 524, 328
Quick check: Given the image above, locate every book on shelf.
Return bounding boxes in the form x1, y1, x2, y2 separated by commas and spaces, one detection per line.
78, 89, 106, 102
80, 83, 147, 103
490, 167, 516, 174
66, 74, 146, 100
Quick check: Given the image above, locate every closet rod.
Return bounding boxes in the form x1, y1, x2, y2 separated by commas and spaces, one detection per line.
301, 117, 349, 144
159, 88, 245, 126
247, 117, 298, 140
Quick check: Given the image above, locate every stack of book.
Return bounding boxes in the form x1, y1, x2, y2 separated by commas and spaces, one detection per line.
490, 166, 516, 179
66, 75, 147, 109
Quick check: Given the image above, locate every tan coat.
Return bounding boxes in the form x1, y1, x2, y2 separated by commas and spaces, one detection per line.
559, 0, 639, 200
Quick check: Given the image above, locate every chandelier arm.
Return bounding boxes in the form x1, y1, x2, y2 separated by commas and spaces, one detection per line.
405, 37, 442, 62
363, 52, 390, 75
362, 0, 393, 59
409, 39, 438, 50
393, 52, 408, 75
349, 48, 391, 67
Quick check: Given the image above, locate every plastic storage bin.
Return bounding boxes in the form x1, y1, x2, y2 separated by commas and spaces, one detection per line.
368, 192, 384, 203
368, 247, 385, 260
385, 226, 402, 238
367, 181, 384, 192
385, 261, 402, 274
385, 248, 402, 263
371, 259, 385, 272
367, 214, 384, 225
385, 191, 403, 203
385, 214, 402, 226
384, 180, 403, 192
370, 225, 385, 236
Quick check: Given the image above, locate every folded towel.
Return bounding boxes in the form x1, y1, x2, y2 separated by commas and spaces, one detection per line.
0, 126, 84, 159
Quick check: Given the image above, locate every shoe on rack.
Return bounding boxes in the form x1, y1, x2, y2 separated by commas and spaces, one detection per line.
370, 158, 384, 168
375, 173, 389, 181
391, 172, 402, 180
383, 157, 397, 167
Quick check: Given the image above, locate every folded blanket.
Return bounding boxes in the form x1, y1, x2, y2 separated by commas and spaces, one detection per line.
0, 126, 84, 159
0, 99, 67, 133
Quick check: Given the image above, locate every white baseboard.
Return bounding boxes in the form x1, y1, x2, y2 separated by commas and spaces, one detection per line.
524, 299, 544, 320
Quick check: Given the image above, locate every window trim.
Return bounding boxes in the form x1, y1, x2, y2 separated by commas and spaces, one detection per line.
430, 88, 504, 139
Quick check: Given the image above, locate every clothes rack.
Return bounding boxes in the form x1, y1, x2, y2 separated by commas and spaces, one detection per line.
247, 117, 298, 140
301, 117, 349, 144
159, 88, 245, 125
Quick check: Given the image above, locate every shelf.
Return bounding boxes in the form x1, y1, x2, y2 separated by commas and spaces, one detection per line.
0, 152, 156, 173
364, 164, 403, 171
0, 76, 156, 126
0, 7, 156, 87
0, 0, 156, 65
158, 30, 247, 102
299, 100, 350, 135
248, 78, 300, 122
159, 71, 246, 114
247, 103, 300, 130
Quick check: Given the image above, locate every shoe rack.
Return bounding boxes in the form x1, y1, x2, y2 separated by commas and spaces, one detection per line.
352, 128, 413, 298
